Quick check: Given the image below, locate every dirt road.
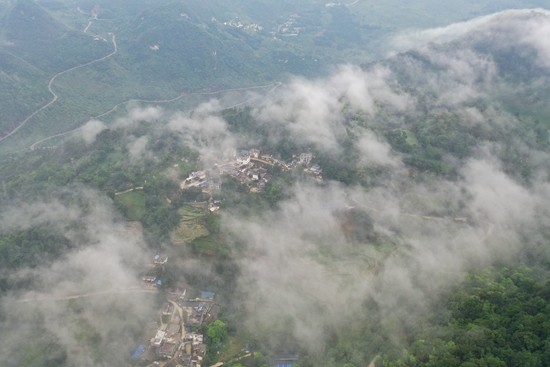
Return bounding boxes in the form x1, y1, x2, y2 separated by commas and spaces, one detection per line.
16, 287, 156, 303
0, 34, 118, 143
29, 82, 282, 150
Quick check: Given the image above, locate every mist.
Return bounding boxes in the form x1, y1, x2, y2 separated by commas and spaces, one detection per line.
2, 5, 550, 366
0, 189, 154, 367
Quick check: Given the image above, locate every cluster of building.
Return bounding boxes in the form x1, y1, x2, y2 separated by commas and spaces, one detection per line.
181, 148, 322, 198
217, 148, 273, 191
274, 14, 304, 37
213, 148, 323, 192
141, 254, 169, 287
184, 171, 222, 191
131, 290, 217, 367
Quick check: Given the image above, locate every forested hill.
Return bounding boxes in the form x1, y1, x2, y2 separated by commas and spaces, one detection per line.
379, 267, 550, 367
0, 0, 545, 151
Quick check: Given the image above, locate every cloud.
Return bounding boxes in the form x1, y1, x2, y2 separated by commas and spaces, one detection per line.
127, 135, 154, 163
256, 65, 411, 154
357, 130, 401, 167
79, 119, 106, 145
0, 190, 153, 367
224, 144, 550, 352
167, 100, 238, 162
114, 105, 163, 127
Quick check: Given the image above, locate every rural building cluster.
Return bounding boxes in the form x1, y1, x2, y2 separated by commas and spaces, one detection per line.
181, 148, 322, 196
133, 257, 219, 367
214, 148, 322, 192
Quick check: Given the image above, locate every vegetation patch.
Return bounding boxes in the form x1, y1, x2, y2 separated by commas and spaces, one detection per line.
116, 190, 146, 221
172, 204, 210, 244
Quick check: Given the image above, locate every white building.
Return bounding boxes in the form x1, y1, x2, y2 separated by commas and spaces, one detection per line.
300, 153, 313, 166
152, 330, 166, 347
209, 179, 221, 190
237, 155, 250, 165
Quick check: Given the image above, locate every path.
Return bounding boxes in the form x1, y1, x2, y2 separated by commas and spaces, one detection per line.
350, 198, 495, 241
210, 353, 252, 367
367, 354, 380, 367
29, 82, 282, 150
346, 0, 359, 6
250, 157, 275, 166
0, 34, 118, 143
350, 197, 444, 220
16, 287, 156, 303
114, 187, 143, 195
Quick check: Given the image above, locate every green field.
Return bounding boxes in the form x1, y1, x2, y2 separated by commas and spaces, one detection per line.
172, 204, 210, 245
115, 190, 146, 220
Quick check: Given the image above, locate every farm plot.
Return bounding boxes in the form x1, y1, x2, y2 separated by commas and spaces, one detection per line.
172, 204, 210, 245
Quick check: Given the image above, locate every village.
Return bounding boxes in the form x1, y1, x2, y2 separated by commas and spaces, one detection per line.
182, 147, 322, 198
130, 149, 322, 366
132, 254, 220, 367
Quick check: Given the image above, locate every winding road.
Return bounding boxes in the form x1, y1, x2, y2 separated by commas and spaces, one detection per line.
0, 33, 118, 143
29, 82, 282, 150
350, 197, 444, 220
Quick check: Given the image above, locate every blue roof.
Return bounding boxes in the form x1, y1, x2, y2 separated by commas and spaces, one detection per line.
275, 364, 293, 367
131, 345, 145, 359
157, 280, 162, 285
201, 291, 215, 299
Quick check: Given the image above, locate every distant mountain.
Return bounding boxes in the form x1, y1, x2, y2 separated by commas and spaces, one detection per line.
1, 0, 111, 72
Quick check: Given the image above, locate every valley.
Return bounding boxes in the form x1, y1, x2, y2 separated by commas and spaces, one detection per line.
2, 1, 550, 367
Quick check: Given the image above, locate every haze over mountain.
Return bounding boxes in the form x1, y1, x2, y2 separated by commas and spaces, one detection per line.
0, 0, 547, 150
1, 2, 550, 367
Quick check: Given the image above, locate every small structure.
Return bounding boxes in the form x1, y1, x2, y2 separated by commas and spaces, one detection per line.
249, 148, 261, 158
209, 179, 221, 190
201, 291, 215, 300
142, 276, 156, 284
131, 344, 145, 359
154, 254, 168, 265
258, 181, 266, 192
153, 330, 166, 347
159, 342, 178, 358
274, 354, 300, 367
186, 171, 206, 182
180, 353, 192, 367
165, 359, 179, 367
162, 303, 175, 316
237, 155, 250, 165
166, 323, 181, 337
310, 164, 321, 172
299, 153, 313, 166
140, 345, 157, 362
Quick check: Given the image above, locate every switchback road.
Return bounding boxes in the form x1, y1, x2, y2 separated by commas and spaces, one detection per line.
0, 34, 118, 143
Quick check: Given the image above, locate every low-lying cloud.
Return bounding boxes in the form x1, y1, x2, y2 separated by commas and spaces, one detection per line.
0, 189, 153, 367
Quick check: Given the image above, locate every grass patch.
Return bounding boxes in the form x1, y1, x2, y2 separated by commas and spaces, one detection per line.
172, 204, 209, 245
403, 130, 418, 145
215, 334, 248, 363
116, 190, 146, 220
190, 235, 222, 255
127, 205, 147, 221
117, 190, 146, 206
